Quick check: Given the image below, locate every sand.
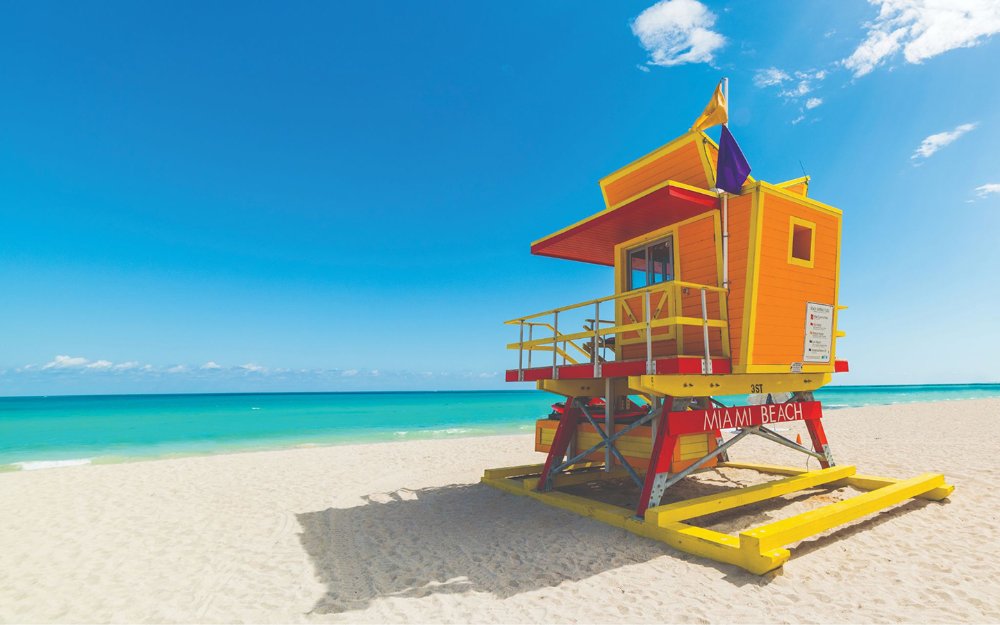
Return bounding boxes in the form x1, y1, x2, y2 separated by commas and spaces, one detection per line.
1, 398, 999, 624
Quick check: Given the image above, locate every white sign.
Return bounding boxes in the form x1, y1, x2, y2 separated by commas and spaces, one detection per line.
803, 302, 834, 363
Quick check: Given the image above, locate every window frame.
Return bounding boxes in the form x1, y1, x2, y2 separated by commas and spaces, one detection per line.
787, 216, 816, 269
626, 235, 675, 291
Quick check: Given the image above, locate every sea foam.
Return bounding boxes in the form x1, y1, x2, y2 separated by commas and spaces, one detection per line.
14, 458, 92, 471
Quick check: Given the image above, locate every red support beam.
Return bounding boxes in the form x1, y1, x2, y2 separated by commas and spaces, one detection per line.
805, 417, 832, 469
536, 400, 581, 491
636, 405, 677, 517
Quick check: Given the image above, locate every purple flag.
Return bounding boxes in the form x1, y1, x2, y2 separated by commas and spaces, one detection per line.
716, 125, 751, 193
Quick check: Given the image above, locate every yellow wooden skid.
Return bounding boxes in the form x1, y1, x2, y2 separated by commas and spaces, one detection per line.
832, 474, 955, 501
720, 461, 955, 501
646, 465, 856, 525
482, 471, 769, 572
740, 472, 945, 553
482, 464, 952, 576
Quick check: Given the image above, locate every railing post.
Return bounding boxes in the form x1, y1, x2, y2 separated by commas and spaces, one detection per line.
552, 311, 559, 380
527, 324, 533, 368
593, 301, 601, 378
645, 289, 653, 375
518, 321, 525, 381
701, 288, 713, 374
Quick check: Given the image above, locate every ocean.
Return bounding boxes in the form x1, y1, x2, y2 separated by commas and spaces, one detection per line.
2, 384, 998, 470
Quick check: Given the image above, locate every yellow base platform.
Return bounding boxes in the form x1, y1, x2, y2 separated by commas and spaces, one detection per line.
481, 462, 953, 575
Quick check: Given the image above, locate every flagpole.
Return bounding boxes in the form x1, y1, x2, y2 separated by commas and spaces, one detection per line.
721, 77, 730, 290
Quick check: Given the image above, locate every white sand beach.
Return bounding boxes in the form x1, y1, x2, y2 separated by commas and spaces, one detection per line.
2, 398, 999, 623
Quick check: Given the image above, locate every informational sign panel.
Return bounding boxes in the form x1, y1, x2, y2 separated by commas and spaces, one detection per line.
803, 302, 834, 363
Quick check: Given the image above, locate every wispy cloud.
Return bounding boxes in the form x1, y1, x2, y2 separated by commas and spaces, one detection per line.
753, 67, 789, 87
7, 355, 502, 392
844, 0, 1000, 77
975, 183, 1000, 198
42, 355, 89, 370
631, 0, 726, 68
911, 122, 977, 160
755, 68, 828, 122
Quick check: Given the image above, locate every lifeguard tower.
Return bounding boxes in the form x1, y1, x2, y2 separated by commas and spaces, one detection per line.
482, 83, 953, 574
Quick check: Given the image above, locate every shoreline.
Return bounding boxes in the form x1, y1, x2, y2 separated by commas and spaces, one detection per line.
4, 394, 999, 472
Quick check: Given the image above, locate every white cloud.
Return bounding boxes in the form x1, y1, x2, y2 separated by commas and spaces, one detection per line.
42, 355, 89, 370
166, 365, 188, 374
239, 363, 267, 373
340, 369, 359, 377
805, 97, 823, 109
113, 361, 141, 371
911, 122, 977, 159
975, 183, 1000, 198
844, 0, 1000, 77
200, 361, 222, 370
86, 360, 113, 370
791, 115, 806, 125
631, 0, 726, 67
753, 67, 790, 87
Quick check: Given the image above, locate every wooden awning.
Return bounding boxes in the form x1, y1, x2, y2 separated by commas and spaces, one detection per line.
530, 182, 719, 266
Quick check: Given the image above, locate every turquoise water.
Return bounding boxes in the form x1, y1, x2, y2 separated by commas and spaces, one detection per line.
1, 384, 998, 469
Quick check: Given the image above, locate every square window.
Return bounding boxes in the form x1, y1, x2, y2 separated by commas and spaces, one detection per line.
787, 217, 816, 268
792, 224, 812, 261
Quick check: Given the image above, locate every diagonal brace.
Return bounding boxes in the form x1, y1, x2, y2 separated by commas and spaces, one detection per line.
752, 426, 826, 460
550, 400, 656, 489
577, 400, 645, 488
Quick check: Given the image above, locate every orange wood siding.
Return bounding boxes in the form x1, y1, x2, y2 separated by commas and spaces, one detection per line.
723, 192, 752, 368
781, 182, 808, 196
751, 190, 840, 365
677, 214, 725, 357
602, 140, 710, 207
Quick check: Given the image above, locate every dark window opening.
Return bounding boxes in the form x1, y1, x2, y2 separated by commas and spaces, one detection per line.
627, 237, 674, 290
791, 223, 813, 263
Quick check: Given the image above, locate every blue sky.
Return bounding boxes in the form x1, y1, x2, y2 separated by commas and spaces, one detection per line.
1, 1, 998, 395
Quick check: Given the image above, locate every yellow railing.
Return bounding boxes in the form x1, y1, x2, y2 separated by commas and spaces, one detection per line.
506, 280, 730, 379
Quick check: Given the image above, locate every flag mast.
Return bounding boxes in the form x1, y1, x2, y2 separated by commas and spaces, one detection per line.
721, 76, 730, 290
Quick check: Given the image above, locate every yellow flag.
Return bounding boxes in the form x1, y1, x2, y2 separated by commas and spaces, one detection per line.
690, 83, 728, 132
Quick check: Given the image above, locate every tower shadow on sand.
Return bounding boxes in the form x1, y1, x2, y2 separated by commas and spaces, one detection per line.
296, 478, 779, 614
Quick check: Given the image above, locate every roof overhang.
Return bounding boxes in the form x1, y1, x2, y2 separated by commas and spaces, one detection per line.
530, 181, 719, 266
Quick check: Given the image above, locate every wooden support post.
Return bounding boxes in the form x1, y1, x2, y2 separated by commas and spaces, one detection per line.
605, 378, 614, 472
